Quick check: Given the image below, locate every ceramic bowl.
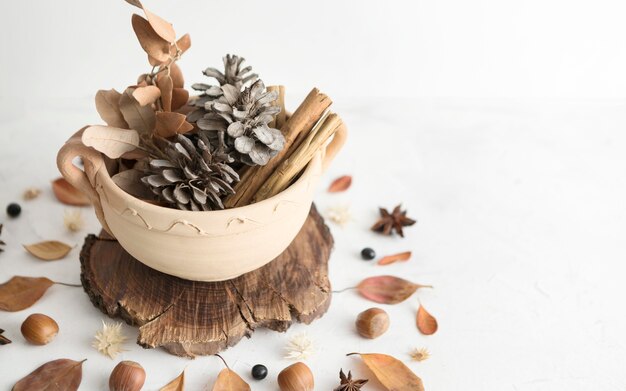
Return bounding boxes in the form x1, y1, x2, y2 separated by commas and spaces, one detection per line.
57, 127, 346, 281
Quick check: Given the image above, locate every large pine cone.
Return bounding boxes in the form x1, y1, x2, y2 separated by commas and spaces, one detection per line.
141, 134, 239, 211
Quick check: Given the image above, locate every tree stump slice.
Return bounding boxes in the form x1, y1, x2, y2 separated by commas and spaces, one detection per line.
79, 204, 333, 358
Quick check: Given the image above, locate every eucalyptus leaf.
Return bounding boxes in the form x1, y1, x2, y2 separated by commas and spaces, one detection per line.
82, 126, 140, 159
112, 169, 154, 199
95, 89, 128, 128
119, 88, 156, 135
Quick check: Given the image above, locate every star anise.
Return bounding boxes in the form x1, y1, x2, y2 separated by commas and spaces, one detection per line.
371, 204, 416, 237
334, 369, 368, 391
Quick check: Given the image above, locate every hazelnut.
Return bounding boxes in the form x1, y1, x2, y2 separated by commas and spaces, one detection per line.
356, 307, 390, 339
109, 360, 146, 391
21, 313, 59, 345
277, 362, 314, 391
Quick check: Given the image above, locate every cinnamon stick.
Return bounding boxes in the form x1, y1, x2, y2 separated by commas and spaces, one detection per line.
267, 85, 286, 130
255, 113, 344, 201
225, 88, 332, 207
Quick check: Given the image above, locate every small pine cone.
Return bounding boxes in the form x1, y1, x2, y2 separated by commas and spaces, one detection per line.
197, 79, 284, 166
187, 54, 258, 123
141, 134, 239, 211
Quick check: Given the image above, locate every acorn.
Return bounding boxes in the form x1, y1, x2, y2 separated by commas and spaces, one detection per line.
109, 361, 146, 391
21, 313, 58, 345
356, 307, 390, 339
277, 362, 314, 391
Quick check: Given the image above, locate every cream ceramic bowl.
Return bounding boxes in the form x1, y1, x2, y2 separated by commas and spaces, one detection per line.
57, 127, 346, 281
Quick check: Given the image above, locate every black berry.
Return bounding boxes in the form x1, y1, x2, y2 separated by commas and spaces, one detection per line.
251, 364, 268, 380
361, 247, 376, 260
6, 203, 21, 218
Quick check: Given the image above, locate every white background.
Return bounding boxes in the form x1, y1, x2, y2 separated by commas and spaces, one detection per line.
2, 0, 626, 390
2, 0, 626, 101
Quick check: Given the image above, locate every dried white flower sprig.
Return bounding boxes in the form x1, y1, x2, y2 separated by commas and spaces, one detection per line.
409, 347, 430, 362
23, 187, 42, 200
326, 204, 352, 227
92, 321, 128, 359
284, 332, 316, 361
64, 209, 84, 232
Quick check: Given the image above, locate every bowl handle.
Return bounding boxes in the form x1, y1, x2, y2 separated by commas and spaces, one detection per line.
321, 123, 347, 173
56, 127, 112, 234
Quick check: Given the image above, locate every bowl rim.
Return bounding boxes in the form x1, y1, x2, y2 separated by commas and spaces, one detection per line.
96, 151, 323, 217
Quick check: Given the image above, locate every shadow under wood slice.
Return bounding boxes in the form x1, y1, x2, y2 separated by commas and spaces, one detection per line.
79, 204, 333, 358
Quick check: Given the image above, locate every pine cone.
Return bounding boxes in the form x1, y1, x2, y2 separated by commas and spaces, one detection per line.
140, 134, 239, 211
187, 54, 257, 122
197, 79, 284, 165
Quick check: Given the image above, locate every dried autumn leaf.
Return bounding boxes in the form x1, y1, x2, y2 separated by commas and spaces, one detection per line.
212, 368, 250, 391
169, 63, 185, 88
378, 251, 412, 266
357, 276, 431, 304
347, 353, 424, 391
81, 126, 140, 159
95, 89, 128, 128
175, 33, 191, 56
124, 0, 176, 42
0, 328, 12, 345
172, 88, 190, 111
328, 175, 352, 192
133, 85, 162, 106
0, 276, 54, 311
131, 14, 171, 65
13, 358, 86, 391
23, 241, 73, 261
52, 177, 91, 206
160, 370, 185, 391
417, 304, 438, 335
157, 74, 174, 111
112, 169, 154, 199
155, 112, 193, 137
119, 87, 156, 135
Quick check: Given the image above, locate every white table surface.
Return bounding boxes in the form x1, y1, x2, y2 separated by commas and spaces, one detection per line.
1, 97, 625, 390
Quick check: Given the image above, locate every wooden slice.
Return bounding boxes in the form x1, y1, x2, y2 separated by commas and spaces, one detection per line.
80, 204, 332, 357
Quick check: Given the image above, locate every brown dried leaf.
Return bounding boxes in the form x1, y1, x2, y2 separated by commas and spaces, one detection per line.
347, 353, 424, 391
357, 276, 431, 304
144, 8, 176, 43
160, 370, 185, 391
131, 14, 171, 64
172, 88, 189, 111
417, 304, 438, 335
23, 241, 73, 261
125, 0, 176, 43
169, 63, 185, 88
95, 89, 128, 128
52, 177, 91, 206
155, 112, 193, 137
328, 175, 352, 192
133, 85, 162, 106
82, 126, 140, 159
377, 251, 412, 266
212, 368, 250, 391
0, 328, 11, 345
157, 74, 174, 111
0, 276, 54, 311
112, 169, 154, 199
124, 0, 142, 7
175, 33, 191, 56
13, 358, 85, 391
119, 87, 156, 135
